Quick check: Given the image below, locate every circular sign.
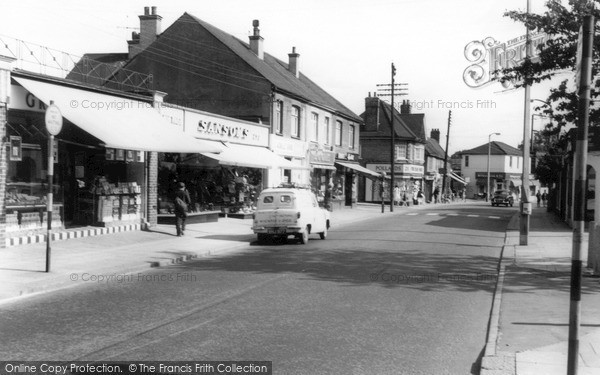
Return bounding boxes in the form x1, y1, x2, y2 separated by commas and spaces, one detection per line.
45, 104, 63, 136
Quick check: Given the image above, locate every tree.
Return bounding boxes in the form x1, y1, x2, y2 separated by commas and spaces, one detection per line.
499, 0, 600, 185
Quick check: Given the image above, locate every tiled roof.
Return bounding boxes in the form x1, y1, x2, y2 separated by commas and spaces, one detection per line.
426, 138, 446, 159
171, 13, 362, 122
65, 53, 129, 86
360, 100, 426, 142
463, 141, 522, 156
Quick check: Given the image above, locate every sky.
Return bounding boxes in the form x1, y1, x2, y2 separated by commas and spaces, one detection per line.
0, 0, 567, 154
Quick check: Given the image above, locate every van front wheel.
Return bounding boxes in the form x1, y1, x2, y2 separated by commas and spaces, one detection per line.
300, 229, 309, 244
319, 228, 327, 240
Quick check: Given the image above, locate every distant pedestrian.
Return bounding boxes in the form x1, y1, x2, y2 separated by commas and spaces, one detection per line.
174, 182, 191, 236
433, 187, 439, 204
536, 191, 541, 208
393, 184, 401, 206
541, 191, 547, 207
417, 189, 424, 205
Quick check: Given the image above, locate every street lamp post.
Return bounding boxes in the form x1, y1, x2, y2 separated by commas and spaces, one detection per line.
487, 132, 501, 202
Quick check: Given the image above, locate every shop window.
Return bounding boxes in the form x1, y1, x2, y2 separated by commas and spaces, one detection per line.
335, 120, 343, 146
291, 106, 300, 138
158, 153, 263, 215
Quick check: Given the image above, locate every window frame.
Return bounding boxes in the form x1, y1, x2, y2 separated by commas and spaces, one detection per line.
335, 120, 343, 146
275, 100, 283, 135
310, 112, 319, 142
349, 124, 355, 149
291, 105, 301, 138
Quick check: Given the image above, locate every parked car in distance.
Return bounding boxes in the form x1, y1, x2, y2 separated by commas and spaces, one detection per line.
252, 187, 330, 244
491, 190, 515, 207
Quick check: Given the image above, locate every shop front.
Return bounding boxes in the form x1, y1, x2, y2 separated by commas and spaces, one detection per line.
474, 172, 522, 197
5, 73, 219, 246
335, 154, 379, 208
269, 135, 308, 186
157, 107, 297, 220
307, 144, 337, 209
364, 163, 425, 204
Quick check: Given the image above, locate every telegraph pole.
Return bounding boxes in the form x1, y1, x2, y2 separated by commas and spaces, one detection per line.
567, 14, 594, 375
441, 111, 452, 199
520, 0, 532, 246
377, 64, 407, 211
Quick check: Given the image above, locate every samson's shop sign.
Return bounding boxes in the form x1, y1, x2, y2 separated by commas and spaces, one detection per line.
184, 110, 269, 147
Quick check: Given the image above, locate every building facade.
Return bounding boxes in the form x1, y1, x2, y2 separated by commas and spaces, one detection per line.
461, 141, 524, 199
359, 97, 427, 203
75, 8, 366, 210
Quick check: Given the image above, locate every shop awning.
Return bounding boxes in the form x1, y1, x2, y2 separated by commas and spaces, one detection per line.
201, 142, 307, 169
335, 161, 382, 179
448, 171, 467, 185
13, 76, 221, 153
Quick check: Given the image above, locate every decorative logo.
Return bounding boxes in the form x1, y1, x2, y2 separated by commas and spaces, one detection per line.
463, 32, 549, 88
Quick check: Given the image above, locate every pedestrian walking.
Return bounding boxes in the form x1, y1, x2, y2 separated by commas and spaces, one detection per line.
433, 187, 439, 204
393, 184, 401, 206
536, 191, 541, 208
541, 191, 547, 207
174, 181, 191, 236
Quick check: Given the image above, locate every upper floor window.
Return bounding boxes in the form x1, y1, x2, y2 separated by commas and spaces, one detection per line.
335, 120, 343, 146
413, 145, 424, 163
509, 156, 513, 167
291, 106, 300, 138
465, 155, 469, 167
310, 112, 318, 142
395, 143, 407, 161
323, 117, 330, 144
275, 100, 283, 134
349, 124, 355, 149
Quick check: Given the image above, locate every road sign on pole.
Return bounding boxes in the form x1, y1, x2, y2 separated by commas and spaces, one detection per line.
44, 102, 62, 273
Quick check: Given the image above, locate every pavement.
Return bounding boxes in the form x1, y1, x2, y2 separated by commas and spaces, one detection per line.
3, 199, 599, 375
481, 206, 600, 375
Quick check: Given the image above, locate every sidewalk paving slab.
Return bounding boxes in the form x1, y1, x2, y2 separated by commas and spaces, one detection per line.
481, 206, 600, 375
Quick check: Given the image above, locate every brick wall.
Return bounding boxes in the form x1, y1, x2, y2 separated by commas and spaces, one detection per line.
147, 151, 158, 226
0, 104, 6, 247
360, 138, 392, 163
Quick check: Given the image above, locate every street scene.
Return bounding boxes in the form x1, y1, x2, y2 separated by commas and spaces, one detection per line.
1, 1, 600, 374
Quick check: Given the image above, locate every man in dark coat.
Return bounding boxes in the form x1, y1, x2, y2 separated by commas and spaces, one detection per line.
174, 182, 191, 236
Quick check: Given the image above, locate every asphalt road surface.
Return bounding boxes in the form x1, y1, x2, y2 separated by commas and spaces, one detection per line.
0, 204, 515, 375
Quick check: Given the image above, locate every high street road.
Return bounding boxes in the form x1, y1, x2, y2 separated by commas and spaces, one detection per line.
0, 204, 514, 374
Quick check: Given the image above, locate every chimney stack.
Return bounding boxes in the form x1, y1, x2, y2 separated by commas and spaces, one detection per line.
129, 6, 162, 59
400, 99, 411, 114
430, 129, 440, 142
288, 47, 300, 78
249, 20, 264, 60
364, 94, 380, 132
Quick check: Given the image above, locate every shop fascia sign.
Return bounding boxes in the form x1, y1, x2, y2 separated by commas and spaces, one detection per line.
269, 135, 306, 158
475, 172, 506, 179
184, 110, 268, 147
309, 148, 336, 165
367, 163, 424, 175
9, 84, 47, 112
463, 31, 549, 88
